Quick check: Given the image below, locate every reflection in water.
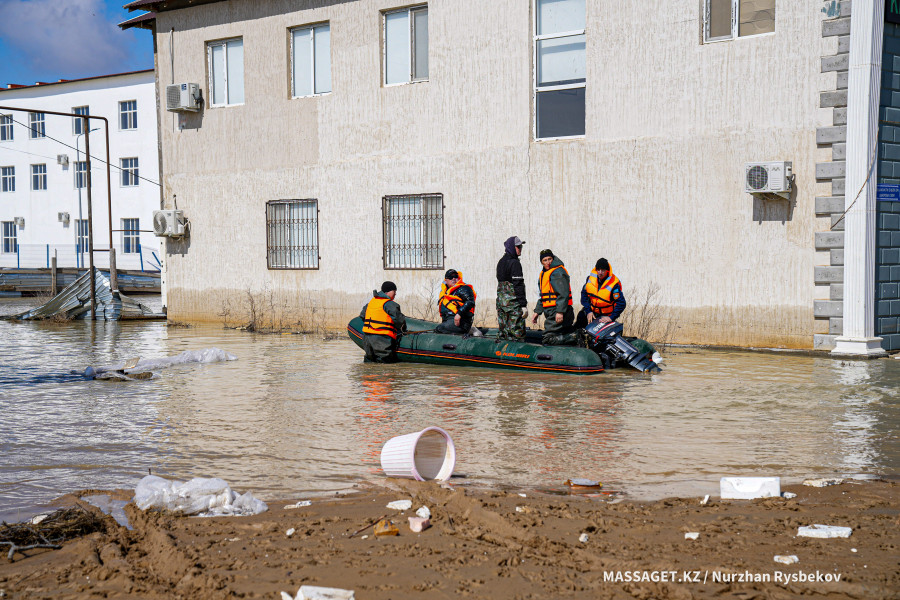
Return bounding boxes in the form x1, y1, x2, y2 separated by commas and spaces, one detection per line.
1, 295, 899, 522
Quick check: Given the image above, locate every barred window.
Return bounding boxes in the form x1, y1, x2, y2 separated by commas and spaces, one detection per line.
266, 199, 319, 269
382, 193, 443, 269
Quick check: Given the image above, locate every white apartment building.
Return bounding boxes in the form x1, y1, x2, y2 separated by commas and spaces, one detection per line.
0, 70, 161, 272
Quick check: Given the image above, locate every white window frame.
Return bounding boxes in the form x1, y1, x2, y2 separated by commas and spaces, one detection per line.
73, 106, 89, 135
74, 161, 87, 189
31, 164, 47, 191
2, 221, 17, 254
703, 0, 776, 44
290, 23, 332, 98
533, 0, 586, 141
120, 157, 139, 187
75, 219, 89, 254
207, 38, 245, 107
383, 5, 428, 86
122, 218, 140, 254
1, 166, 14, 193
29, 112, 45, 139
0, 115, 12, 142
119, 100, 138, 130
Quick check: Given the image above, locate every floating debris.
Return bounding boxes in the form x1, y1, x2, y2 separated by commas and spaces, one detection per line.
720, 476, 781, 499
798, 524, 852, 538
284, 501, 312, 509
803, 478, 843, 488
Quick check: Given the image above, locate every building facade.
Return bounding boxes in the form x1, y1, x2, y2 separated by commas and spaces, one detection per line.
0, 70, 161, 272
122, 0, 899, 351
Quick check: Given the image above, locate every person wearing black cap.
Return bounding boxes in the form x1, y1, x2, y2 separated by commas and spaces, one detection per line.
435, 269, 477, 334
531, 249, 578, 345
495, 236, 528, 341
576, 257, 627, 328
359, 281, 407, 362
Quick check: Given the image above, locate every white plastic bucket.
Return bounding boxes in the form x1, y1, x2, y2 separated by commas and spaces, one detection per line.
380, 427, 456, 481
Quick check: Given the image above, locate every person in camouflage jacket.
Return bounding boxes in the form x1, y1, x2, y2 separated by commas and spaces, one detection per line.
495, 236, 528, 341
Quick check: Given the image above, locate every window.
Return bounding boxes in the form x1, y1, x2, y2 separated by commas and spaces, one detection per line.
119, 100, 137, 130
121, 157, 139, 187
384, 5, 428, 85
1, 166, 14, 193
75, 219, 89, 254
74, 161, 87, 189
208, 38, 245, 106
31, 164, 46, 191
382, 194, 443, 269
73, 106, 89, 135
29, 112, 45, 138
0, 115, 12, 141
291, 23, 331, 97
534, 0, 585, 139
704, 0, 775, 42
2, 222, 16, 254
123, 218, 140, 254
266, 200, 319, 269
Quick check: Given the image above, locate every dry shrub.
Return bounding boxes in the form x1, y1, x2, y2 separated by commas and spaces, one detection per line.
619, 281, 677, 350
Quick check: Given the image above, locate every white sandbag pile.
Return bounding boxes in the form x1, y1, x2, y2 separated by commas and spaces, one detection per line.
84, 348, 237, 378
134, 475, 267, 517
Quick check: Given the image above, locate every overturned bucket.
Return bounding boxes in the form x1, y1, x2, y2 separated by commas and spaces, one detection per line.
380, 427, 456, 481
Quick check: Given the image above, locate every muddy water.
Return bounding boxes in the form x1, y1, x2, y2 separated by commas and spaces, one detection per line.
1, 297, 898, 521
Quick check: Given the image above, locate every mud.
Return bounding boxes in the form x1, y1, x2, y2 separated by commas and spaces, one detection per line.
0, 479, 897, 599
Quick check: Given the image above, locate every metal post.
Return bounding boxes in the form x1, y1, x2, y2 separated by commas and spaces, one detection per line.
46, 244, 49, 268
139, 243, 144, 271
85, 127, 96, 320
51, 252, 57, 296
109, 247, 118, 292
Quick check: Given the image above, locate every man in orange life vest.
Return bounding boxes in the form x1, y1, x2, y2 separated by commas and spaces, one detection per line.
359, 281, 407, 363
531, 249, 579, 345
435, 269, 476, 334
576, 257, 627, 328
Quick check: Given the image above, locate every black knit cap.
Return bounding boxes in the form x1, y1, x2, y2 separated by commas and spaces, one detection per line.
596, 258, 610, 271
539, 249, 554, 260
444, 269, 459, 280
381, 281, 397, 293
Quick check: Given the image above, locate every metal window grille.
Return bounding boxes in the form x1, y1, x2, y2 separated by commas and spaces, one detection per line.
73, 106, 89, 135
120, 100, 137, 130
29, 112, 45, 138
74, 161, 87, 189
123, 218, 140, 254
0, 115, 12, 141
31, 164, 46, 191
121, 157, 139, 186
382, 193, 443, 269
1, 166, 14, 193
266, 199, 319, 269
2, 221, 17, 254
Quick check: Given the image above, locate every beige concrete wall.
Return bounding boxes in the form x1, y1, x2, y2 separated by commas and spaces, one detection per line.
153, 0, 833, 348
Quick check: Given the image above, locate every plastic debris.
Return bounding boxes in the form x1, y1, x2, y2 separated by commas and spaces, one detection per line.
133, 475, 267, 517
518, 493, 527, 498
284, 501, 312, 509
408, 516, 430, 532
416, 506, 431, 519
783, 492, 797, 499
286, 528, 296, 537
700, 495, 710, 505
798, 524, 852, 538
565, 478, 601, 489
515, 506, 525, 513
774, 555, 799, 564
29, 514, 49, 525
81, 494, 132, 529
684, 532, 700, 540
297, 586, 355, 600
361, 535, 368, 540
851, 548, 857, 553
802, 478, 843, 487
84, 348, 237, 379
720, 476, 781, 499
386, 499, 412, 511
578, 533, 589, 543
374, 519, 399, 537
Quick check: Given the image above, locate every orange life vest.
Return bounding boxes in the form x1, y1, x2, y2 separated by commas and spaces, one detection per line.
438, 277, 476, 315
539, 265, 572, 309
363, 296, 398, 339
584, 269, 621, 316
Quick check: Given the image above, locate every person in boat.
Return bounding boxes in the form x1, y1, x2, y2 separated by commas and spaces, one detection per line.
495, 236, 528, 342
575, 257, 627, 328
434, 269, 476, 334
359, 281, 407, 363
531, 249, 579, 345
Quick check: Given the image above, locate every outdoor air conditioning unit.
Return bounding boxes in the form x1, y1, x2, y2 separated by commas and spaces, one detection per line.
153, 209, 186, 237
14, 217, 24, 227
744, 161, 793, 198
57, 154, 69, 167
58, 211, 70, 224
166, 83, 201, 112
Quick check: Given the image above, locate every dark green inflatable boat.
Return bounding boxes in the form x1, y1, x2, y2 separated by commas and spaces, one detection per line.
347, 317, 658, 374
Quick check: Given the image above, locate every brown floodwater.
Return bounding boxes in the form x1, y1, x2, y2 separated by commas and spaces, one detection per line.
1, 297, 898, 522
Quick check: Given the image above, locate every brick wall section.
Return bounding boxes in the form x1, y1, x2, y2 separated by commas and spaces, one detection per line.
814, 0, 851, 349
877, 22, 900, 350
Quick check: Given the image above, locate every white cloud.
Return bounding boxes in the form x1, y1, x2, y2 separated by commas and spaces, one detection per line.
0, 0, 136, 79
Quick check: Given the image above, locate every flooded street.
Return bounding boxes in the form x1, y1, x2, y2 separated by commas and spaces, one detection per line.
1, 297, 898, 523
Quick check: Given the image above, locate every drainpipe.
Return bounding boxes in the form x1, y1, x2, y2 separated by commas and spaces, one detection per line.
833, 0, 888, 357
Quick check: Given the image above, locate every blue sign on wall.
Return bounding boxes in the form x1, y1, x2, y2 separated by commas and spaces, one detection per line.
878, 184, 900, 201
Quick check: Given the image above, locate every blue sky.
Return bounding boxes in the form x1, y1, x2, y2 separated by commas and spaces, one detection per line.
0, 0, 154, 86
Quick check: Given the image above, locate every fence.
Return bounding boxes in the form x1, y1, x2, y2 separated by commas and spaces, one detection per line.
0, 243, 162, 271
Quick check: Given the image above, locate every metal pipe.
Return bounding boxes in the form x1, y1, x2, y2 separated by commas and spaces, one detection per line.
85, 127, 96, 319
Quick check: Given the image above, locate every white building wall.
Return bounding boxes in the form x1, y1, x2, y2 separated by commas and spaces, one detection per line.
0, 71, 161, 271
150, 0, 835, 348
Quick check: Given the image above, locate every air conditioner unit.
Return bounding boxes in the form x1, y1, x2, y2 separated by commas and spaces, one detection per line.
153, 209, 186, 237
14, 217, 24, 227
58, 211, 70, 224
744, 161, 793, 197
57, 154, 69, 166
166, 83, 201, 112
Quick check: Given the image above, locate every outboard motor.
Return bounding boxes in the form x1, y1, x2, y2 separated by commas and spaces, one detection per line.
583, 320, 661, 373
